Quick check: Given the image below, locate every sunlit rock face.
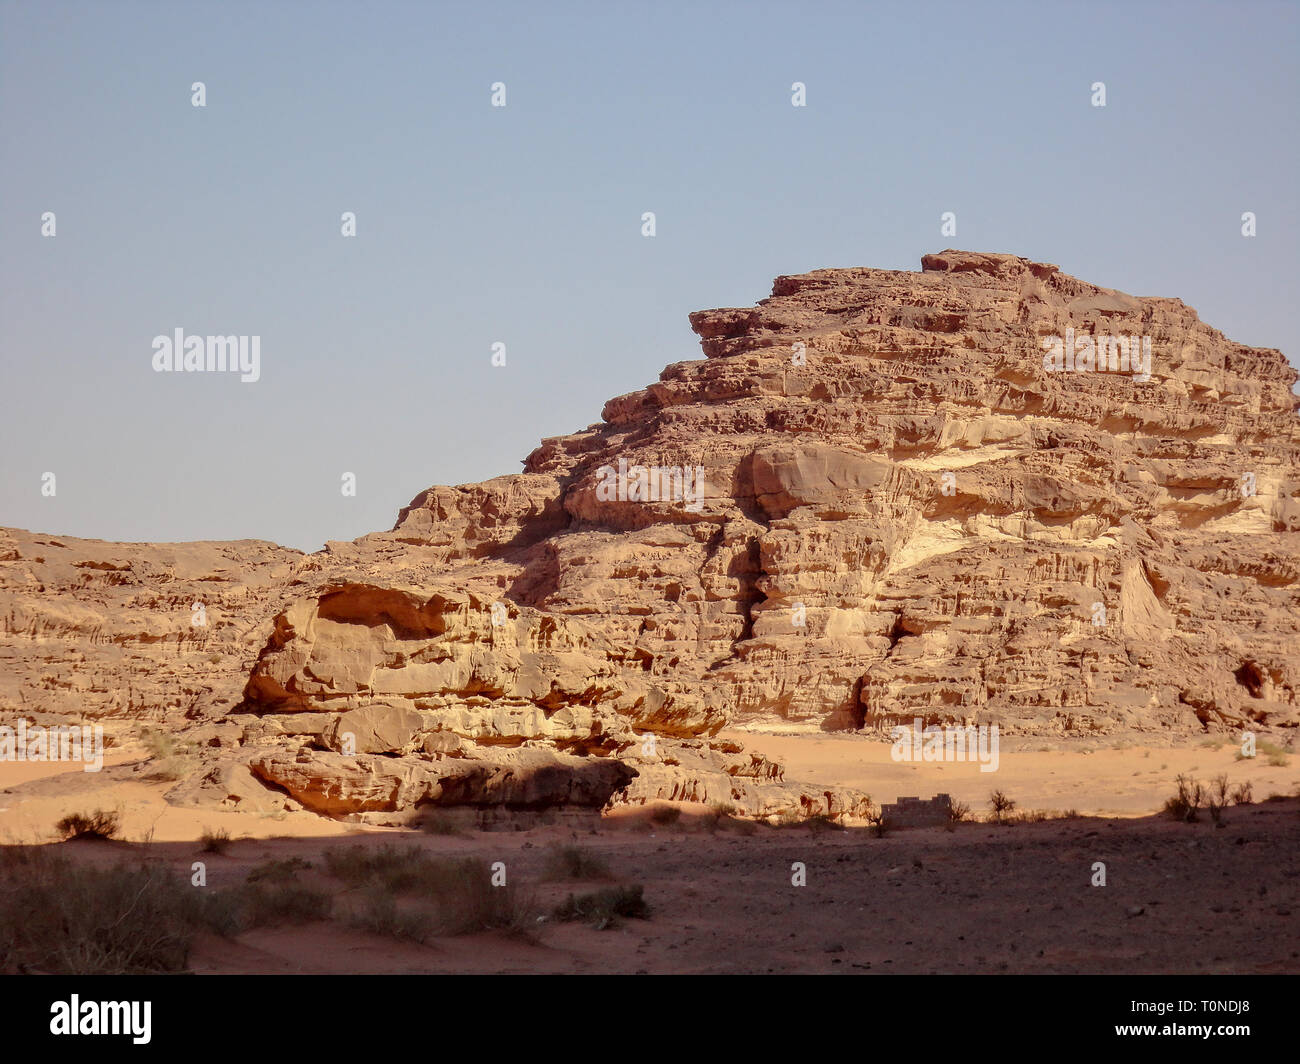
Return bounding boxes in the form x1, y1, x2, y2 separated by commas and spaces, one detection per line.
4, 251, 1297, 819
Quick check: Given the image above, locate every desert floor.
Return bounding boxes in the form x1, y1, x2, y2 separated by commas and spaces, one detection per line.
724, 730, 1300, 817
2, 735, 1297, 974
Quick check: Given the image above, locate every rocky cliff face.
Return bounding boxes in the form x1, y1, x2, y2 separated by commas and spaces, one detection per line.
3, 251, 1297, 821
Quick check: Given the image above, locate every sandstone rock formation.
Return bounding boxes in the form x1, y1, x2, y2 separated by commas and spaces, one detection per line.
3, 251, 1297, 822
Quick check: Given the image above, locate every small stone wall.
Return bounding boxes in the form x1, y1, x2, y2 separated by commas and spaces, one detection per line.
881, 794, 953, 829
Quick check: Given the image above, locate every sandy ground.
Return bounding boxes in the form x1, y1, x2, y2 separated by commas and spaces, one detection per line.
4, 799, 1295, 975
2, 738, 1297, 974
723, 731, 1300, 818
0, 744, 352, 846
4, 736, 1293, 847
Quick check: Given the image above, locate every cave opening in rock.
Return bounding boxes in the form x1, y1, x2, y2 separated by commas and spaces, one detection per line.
1234, 661, 1265, 699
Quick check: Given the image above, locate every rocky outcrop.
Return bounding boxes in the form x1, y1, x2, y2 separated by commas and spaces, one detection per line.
247, 747, 637, 819
3, 251, 1297, 821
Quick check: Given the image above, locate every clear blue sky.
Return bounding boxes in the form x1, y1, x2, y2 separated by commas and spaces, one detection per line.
2, 0, 1296, 551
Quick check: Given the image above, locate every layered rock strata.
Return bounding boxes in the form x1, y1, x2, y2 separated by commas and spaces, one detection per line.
3, 251, 1296, 821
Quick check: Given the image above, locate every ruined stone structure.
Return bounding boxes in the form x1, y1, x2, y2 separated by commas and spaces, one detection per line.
881, 794, 955, 829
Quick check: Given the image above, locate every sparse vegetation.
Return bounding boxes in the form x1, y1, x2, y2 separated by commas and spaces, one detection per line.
1236, 740, 1291, 766
988, 790, 1017, 824
140, 727, 191, 781
1163, 774, 1205, 822
707, 796, 738, 822
324, 846, 534, 937
1207, 775, 1230, 824
1230, 781, 1253, 805
704, 800, 741, 832
552, 885, 649, 930
542, 844, 611, 881
649, 805, 682, 826
348, 888, 434, 943
228, 882, 331, 929
1009, 810, 1047, 824
55, 809, 120, 841
0, 848, 200, 973
324, 844, 444, 893
945, 796, 973, 823
413, 857, 535, 938
246, 856, 313, 883
199, 827, 231, 854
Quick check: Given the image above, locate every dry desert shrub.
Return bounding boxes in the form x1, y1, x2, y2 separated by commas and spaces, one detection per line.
542, 844, 611, 881
552, 885, 649, 930
704, 800, 741, 832
417, 857, 536, 938
1207, 775, 1231, 824
324, 844, 441, 893
55, 808, 120, 841
139, 727, 192, 781
988, 790, 1017, 824
1163, 774, 1205, 822
348, 889, 435, 943
1230, 781, 1254, 805
1007, 809, 1081, 824
325, 845, 534, 938
226, 882, 332, 930
246, 856, 312, 883
649, 804, 682, 826
1235, 740, 1291, 766
0, 847, 200, 973
1011, 810, 1049, 823
199, 827, 231, 854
